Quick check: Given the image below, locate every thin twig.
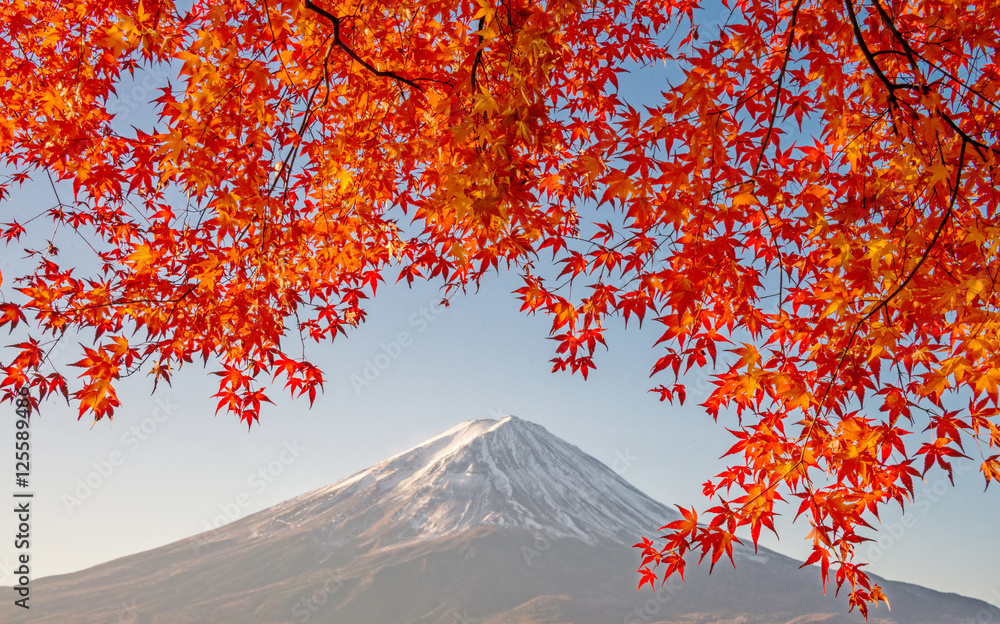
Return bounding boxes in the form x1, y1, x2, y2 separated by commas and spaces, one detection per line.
471, 16, 486, 94
754, 0, 805, 177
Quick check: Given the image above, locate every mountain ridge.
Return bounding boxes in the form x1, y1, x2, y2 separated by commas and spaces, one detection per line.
203, 414, 688, 553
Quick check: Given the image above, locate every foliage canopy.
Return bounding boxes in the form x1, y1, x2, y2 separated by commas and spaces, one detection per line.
2, 0, 999, 613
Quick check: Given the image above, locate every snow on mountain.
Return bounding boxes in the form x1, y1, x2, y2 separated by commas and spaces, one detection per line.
224, 415, 683, 549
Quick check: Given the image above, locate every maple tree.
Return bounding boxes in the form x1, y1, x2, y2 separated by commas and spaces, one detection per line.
2, 0, 999, 613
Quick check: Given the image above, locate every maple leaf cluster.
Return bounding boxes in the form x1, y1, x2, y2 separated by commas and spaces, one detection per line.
1, 0, 998, 612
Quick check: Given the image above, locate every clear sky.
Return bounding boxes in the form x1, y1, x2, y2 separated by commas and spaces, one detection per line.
0, 1, 998, 611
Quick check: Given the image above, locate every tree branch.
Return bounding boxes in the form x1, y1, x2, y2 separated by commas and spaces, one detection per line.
811, 139, 968, 427
754, 0, 805, 177
860, 138, 966, 326
844, 0, 999, 159
471, 16, 486, 95
304, 0, 423, 92
843, 0, 898, 100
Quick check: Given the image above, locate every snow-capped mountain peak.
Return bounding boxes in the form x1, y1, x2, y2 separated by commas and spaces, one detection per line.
246, 415, 680, 548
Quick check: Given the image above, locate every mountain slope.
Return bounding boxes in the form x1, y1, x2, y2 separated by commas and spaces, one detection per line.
220, 415, 682, 552
2, 416, 994, 624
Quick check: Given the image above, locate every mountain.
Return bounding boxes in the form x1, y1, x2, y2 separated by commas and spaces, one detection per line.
224, 415, 682, 550
2, 416, 993, 623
